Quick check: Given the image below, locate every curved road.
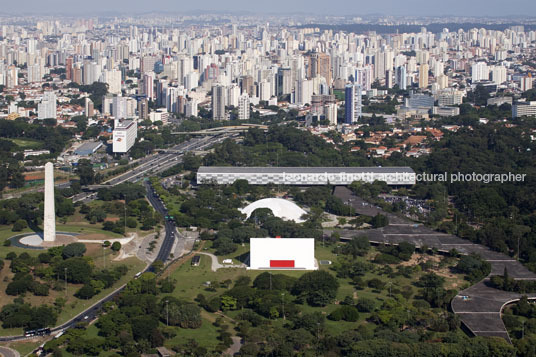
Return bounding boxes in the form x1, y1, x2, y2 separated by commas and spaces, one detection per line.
333, 186, 536, 342
0, 347, 20, 357
0, 179, 177, 344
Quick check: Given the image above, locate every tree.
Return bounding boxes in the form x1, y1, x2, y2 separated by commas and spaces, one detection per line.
77, 159, 95, 186
12, 219, 28, 232
213, 237, 237, 256
292, 270, 339, 306
75, 284, 95, 299
328, 305, 359, 322
111, 241, 121, 252
151, 260, 164, 273
344, 236, 370, 257
371, 213, 389, 228
221, 295, 238, 311
126, 217, 137, 228
131, 315, 159, 341
56, 257, 92, 284
62, 243, 87, 259
357, 297, 376, 312
161, 298, 202, 328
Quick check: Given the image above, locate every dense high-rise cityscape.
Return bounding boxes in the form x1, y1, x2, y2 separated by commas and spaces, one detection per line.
0, 7, 535, 357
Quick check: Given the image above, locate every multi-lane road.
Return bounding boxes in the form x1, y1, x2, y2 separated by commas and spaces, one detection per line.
73, 134, 229, 203
0, 177, 176, 344
0, 134, 229, 344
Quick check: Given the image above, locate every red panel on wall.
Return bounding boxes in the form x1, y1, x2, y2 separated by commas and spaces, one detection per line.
270, 260, 295, 268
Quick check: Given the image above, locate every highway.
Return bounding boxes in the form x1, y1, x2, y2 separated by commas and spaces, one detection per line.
73, 134, 229, 203
0, 177, 176, 344
144, 181, 176, 263
0, 137, 215, 344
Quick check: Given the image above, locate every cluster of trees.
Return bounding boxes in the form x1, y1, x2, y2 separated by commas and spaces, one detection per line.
454, 254, 491, 283
374, 241, 416, 264
489, 268, 536, 293
203, 125, 370, 168
1, 243, 128, 302
43, 272, 184, 356
81, 197, 159, 233
0, 119, 72, 155
197, 270, 339, 324
502, 296, 536, 356
294, 186, 355, 216
0, 191, 75, 231
0, 301, 57, 330
196, 272, 512, 356
408, 121, 536, 263
97, 183, 146, 202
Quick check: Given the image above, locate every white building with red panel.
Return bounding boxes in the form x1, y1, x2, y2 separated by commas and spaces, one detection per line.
249, 238, 317, 270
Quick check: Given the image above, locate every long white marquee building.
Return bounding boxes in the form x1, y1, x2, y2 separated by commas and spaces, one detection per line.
197, 166, 416, 186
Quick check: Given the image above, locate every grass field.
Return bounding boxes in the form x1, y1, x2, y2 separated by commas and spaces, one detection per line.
7, 138, 43, 150
163, 241, 466, 350
0, 242, 146, 338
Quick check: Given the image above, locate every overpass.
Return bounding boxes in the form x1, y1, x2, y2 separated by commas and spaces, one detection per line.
171, 124, 268, 136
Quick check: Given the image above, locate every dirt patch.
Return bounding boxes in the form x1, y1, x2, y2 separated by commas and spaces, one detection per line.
399, 253, 441, 267
76, 233, 114, 241
399, 254, 460, 288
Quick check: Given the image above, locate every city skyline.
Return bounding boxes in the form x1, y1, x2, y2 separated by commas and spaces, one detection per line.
3, 0, 536, 17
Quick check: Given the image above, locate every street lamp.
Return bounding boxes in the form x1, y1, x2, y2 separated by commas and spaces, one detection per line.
281, 293, 285, 320
166, 300, 169, 326
64, 268, 68, 294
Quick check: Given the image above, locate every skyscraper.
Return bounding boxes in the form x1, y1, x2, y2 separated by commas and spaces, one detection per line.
396, 66, 407, 90
344, 84, 362, 124
212, 84, 227, 121
142, 72, 155, 100
419, 64, 429, 89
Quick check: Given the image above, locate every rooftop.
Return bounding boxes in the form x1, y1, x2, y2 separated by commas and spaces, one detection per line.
241, 198, 307, 223
198, 166, 415, 174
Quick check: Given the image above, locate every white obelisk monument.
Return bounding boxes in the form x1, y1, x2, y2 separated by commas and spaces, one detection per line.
43, 162, 56, 242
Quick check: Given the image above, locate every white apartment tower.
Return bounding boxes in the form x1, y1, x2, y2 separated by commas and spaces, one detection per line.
38, 91, 57, 120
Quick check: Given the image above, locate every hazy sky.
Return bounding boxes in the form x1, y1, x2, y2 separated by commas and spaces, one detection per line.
4, 0, 536, 17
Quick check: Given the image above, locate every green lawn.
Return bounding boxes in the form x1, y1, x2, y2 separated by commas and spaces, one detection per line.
163, 241, 466, 349
164, 313, 221, 351
0, 248, 146, 337
2, 339, 43, 356
7, 138, 43, 149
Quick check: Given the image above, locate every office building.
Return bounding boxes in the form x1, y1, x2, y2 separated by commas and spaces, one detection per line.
113, 120, 137, 153
85, 98, 94, 117
513, 101, 536, 118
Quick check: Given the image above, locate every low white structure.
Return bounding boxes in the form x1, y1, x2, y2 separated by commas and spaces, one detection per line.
197, 166, 416, 186
240, 198, 307, 223
249, 238, 316, 270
